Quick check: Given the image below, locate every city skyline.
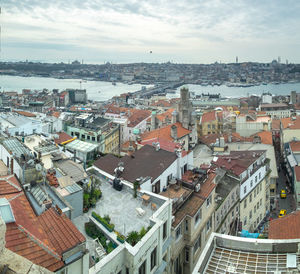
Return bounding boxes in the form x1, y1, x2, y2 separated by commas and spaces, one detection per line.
1, 0, 300, 64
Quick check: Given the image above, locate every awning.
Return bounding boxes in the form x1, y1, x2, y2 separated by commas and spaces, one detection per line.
287, 154, 297, 168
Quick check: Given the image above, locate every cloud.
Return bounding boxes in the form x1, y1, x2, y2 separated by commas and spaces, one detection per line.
1, 0, 300, 63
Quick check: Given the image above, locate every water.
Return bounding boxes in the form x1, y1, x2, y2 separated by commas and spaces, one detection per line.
0, 75, 151, 101
1, 75, 300, 101
173, 82, 300, 98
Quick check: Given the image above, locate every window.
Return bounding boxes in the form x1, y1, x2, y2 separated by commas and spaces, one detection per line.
207, 124, 211, 129
259, 172, 261, 179
236, 206, 239, 213
260, 198, 262, 206
185, 219, 189, 232
151, 247, 157, 270
206, 196, 212, 207
249, 194, 252, 203
254, 205, 256, 213
167, 174, 172, 184
176, 226, 182, 240
244, 198, 247, 209
257, 202, 259, 209
195, 209, 202, 225
71, 131, 74, 136
174, 256, 181, 274
139, 261, 146, 274
185, 247, 190, 263
92, 136, 95, 141
257, 217, 259, 224
254, 188, 256, 197
249, 210, 252, 219
255, 176, 257, 183
244, 216, 247, 226
244, 186, 247, 194
232, 211, 234, 217
250, 180, 253, 187
193, 235, 201, 255
87, 135, 90, 140
163, 221, 167, 240
82, 134, 85, 139
126, 268, 129, 274
206, 217, 212, 233
212, 124, 215, 129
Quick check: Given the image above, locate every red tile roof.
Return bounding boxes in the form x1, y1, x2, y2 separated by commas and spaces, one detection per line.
13, 110, 36, 117
140, 138, 188, 157
150, 99, 172, 107
52, 111, 61, 118
141, 122, 191, 142
281, 116, 300, 129
290, 141, 300, 152
171, 173, 216, 227
0, 174, 85, 272
254, 131, 273, 145
199, 131, 272, 146
39, 208, 85, 254
128, 109, 151, 127
201, 111, 217, 123
212, 151, 265, 176
269, 210, 300, 239
5, 223, 64, 272
54, 132, 74, 145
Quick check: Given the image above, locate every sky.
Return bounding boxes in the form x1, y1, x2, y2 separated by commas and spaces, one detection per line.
1, 0, 300, 64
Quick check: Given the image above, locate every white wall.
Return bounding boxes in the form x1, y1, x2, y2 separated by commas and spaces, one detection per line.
0, 144, 23, 180
240, 165, 266, 201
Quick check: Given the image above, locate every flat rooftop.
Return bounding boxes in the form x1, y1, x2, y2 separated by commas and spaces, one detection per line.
73, 178, 159, 248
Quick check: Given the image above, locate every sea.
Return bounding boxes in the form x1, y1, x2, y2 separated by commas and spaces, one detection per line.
1, 75, 300, 101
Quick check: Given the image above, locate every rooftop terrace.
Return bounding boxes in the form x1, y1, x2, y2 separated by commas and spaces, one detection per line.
73, 176, 160, 250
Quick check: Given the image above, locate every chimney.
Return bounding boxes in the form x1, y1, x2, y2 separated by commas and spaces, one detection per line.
171, 125, 178, 140
128, 139, 135, 156
151, 111, 156, 130
171, 110, 177, 124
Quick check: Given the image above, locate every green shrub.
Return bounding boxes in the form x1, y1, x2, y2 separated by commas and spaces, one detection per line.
93, 188, 102, 200
83, 193, 90, 208
139, 227, 147, 238
126, 231, 140, 246
92, 212, 115, 232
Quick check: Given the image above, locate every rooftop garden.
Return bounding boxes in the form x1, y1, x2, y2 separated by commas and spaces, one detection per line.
83, 176, 102, 212
91, 211, 152, 246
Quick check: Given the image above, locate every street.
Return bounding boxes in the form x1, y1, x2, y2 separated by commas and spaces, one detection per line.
271, 165, 296, 219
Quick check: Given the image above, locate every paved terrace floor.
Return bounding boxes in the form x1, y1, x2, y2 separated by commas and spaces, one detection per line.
73, 178, 154, 251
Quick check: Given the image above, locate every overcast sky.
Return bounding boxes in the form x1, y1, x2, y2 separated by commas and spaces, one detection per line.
1, 0, 300, 64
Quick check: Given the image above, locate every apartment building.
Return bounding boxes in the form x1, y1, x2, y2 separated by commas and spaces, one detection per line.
212, 150, 269, 232
160, 170, 217, 274
259, 103, 291, 118
65, 114, 120, 154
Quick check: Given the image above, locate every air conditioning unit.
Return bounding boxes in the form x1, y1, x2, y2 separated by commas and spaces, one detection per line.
195, 183, 201, 192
